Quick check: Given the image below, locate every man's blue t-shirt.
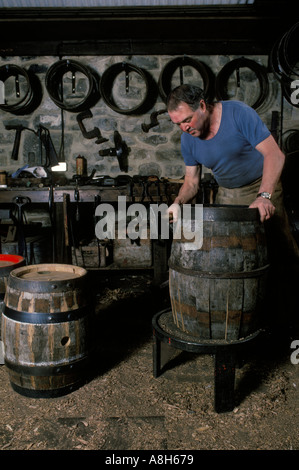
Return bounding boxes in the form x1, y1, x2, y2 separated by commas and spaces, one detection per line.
181, 100, 271, 188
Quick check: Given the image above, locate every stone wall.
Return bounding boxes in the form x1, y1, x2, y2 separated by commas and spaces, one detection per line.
0, 54, 298, 181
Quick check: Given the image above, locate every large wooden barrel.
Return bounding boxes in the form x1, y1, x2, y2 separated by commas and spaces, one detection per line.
169, 205, 269, 341
1, 263, 94, 397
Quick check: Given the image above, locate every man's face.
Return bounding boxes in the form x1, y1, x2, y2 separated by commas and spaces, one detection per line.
168, 100, 210, 139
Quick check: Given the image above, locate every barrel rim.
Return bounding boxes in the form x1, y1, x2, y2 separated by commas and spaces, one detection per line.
0, 254, 25, 264
200, 204, 260, 222
7, 263, 88, 293
0, 254, 25, 276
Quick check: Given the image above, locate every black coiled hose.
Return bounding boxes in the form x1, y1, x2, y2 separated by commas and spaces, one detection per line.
45, 59, 100, 112
0, 64, 42, 115
158, 56, 213, 103
215, 57, 269, 111
269, 22, 299, 108
100, 62, 155, 115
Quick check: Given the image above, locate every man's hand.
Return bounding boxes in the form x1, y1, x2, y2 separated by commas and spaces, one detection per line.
249, 197, 275, 222
167, 203, 181, 222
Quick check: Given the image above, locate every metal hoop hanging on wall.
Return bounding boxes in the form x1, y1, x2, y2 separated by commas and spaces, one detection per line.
278, 22, 299, 79
45, 59, 100, 112
215, 57, 269, 110
269, 23, 299, 108
158, 56, 213, 103
99, 62, 153, 115
0, 64, 42, 115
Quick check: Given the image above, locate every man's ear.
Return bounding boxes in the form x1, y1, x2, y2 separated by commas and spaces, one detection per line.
199, 99, 206, 111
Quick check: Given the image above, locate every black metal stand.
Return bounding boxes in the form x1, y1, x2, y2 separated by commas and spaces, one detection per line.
152, 309, 262, 413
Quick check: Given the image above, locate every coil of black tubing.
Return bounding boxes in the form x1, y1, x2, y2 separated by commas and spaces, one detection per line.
0, 64, 42, 115
99, 62, 152, 115
45, 59, 100, 112
215, 57, 269, 110
269, 26, 299, 108
279, 22, 299, 78
158, 56, 212, 103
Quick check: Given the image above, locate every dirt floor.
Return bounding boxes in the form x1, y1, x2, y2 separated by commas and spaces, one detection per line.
0, 271, 299, 455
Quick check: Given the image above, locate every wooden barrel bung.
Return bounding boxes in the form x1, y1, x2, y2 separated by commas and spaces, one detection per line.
169, 205, 269, 341
2, 263, 94, 397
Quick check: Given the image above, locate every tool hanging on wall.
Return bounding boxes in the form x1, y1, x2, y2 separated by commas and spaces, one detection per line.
5, 124, 28, 160
141, 108, 167, 132
5, 122, 58, 168
38, 125, 59, 167
13, 195, 30, 259
76, 109, 108, 144
74, 180, 80, 222
270, 110, 280, 144
99, 130, 129, 172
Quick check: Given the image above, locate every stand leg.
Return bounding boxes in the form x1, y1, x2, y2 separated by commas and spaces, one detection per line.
214, 348, 236, 413
153, 333, 161, 378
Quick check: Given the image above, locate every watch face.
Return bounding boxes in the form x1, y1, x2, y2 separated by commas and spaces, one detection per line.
257, 192, 271, 200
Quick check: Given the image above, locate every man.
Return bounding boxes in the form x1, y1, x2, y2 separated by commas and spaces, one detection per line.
167, 84, 284, 223
166, 84, 299, 328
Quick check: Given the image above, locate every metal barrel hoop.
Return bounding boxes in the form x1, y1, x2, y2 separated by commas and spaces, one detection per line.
280, 22, 299, 78
215, 57, 269, 110
0, 64, 42, 115
158, 56, 212, 103
45, 59, 100, 112
269, 23, 299, 108
99, 62, 153, 115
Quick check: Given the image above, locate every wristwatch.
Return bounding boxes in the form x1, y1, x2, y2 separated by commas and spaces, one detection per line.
257, 192, 272, 200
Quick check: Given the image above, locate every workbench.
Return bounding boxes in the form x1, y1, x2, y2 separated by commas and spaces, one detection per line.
0, 180, 179, 203
0, 181, 180, 283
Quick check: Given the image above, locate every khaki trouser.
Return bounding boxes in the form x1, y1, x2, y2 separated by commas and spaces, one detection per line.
216, 178, 299, 327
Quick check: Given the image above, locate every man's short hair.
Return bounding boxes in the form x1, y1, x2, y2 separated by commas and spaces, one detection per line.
167, 84, 206, 112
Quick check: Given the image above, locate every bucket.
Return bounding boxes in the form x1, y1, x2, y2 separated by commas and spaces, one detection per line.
169, 205, 269, 341
0, 254, 25, 338
1, 263, 94, 397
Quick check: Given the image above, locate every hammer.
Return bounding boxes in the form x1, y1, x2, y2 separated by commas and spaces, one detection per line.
5, 124, 25, 160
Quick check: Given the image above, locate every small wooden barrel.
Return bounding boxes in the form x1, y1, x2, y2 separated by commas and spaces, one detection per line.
0, 254, 25, 339
2, 263, 94, 397
169, 205, 269, 341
